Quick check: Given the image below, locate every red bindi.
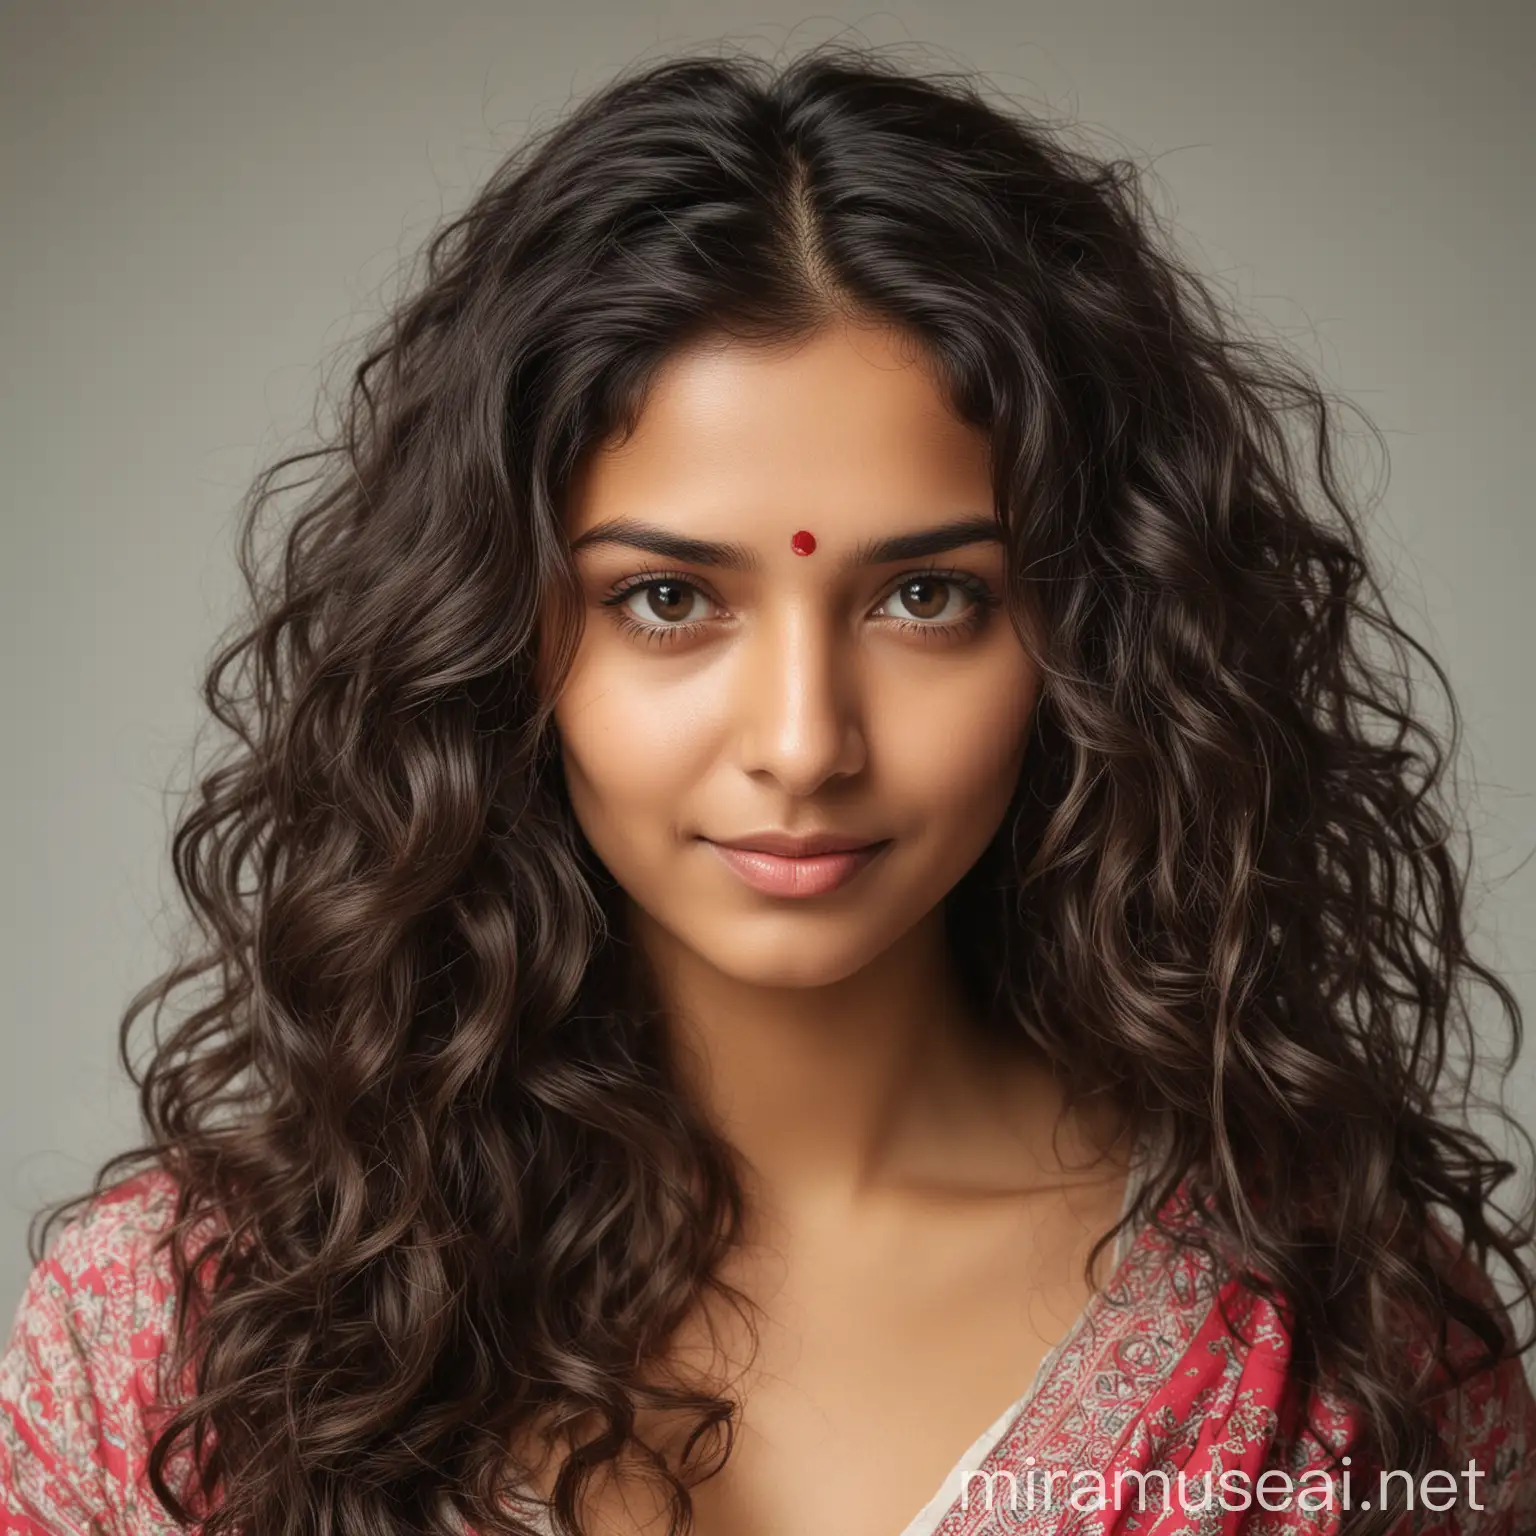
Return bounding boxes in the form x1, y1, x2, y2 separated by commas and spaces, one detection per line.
790, 529, 817, 556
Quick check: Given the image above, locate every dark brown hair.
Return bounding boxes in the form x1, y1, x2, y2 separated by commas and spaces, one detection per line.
36, 42, 1533, 1536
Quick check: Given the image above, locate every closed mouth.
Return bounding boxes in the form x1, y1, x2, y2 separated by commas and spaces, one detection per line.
701, 836, 891, 898
705, 832, 886, 857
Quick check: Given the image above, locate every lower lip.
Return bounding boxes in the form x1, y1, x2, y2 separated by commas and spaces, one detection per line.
705, 840, 887, 898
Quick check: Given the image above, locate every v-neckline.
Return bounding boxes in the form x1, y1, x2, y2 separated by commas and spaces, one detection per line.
482, 1148, 1158, 1536
892, 1149, 1155, 1536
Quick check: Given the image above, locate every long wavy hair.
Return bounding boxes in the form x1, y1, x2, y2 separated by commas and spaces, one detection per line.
35, 42, 1533, 1536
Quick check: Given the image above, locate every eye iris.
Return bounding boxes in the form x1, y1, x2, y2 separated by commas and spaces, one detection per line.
646, 582, 693, 621
900, 578, 950, 620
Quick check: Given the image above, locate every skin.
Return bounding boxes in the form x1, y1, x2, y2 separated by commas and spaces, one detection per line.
539, 316, 1130, 1536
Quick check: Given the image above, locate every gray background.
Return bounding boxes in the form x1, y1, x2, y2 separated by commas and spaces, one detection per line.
2, 0, 1532, 1336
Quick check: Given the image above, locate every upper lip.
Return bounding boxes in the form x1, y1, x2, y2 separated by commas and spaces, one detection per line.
706, 830, 885, 857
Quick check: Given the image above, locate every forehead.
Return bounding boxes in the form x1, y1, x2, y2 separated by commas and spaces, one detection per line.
563, 321, 993, 540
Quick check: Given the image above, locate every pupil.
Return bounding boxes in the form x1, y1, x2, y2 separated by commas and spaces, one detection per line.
648, 582, 690, 620
902, 578, 948, 620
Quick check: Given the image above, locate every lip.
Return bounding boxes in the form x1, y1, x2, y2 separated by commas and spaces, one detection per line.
711, 830, 880, 857
702, 833, 890, 899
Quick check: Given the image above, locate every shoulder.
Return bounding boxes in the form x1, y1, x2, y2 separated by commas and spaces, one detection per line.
6, 1166, 186, 1389
1119, 1203, 1536, 1532
1293, 1241, 1536, 1533
1, 1165, 191, 1535
1415, 1244, 1536, 1532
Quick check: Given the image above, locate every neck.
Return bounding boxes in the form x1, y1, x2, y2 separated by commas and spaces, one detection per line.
630, 903, 1055, 1223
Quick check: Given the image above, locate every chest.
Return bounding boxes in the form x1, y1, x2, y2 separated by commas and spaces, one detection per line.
530, 1191, 1118, 1536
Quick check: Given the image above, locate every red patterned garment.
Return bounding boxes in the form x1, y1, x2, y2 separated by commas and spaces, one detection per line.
2, 1166, 1533, 1535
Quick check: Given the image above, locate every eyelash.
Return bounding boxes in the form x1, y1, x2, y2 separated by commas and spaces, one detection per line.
598, 567, 1000, 647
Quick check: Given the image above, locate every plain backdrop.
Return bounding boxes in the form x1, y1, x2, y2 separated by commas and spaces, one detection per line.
2, 0, 1532, 1343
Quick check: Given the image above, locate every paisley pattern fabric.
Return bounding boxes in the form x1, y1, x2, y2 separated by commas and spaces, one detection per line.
2, 1166, 1532, 1535
921, 1221, 1533, 1535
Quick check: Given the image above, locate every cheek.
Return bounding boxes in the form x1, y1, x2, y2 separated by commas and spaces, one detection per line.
877, 651, 1040, 821
553, 645, 717, 836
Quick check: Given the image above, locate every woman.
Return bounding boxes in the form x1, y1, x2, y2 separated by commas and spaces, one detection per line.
2, 44, 1532, 1536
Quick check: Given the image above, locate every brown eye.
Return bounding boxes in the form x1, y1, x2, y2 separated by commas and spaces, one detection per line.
620, 579, 713, 626
900, 578, 948, 619
880, 576, 972, 624
648, 582, 690, 620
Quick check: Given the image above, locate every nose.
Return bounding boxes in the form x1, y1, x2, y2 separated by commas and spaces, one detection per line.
734, 599, 867, 796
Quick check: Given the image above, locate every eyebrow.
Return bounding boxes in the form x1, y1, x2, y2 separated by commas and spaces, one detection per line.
568, 515, 1004, 569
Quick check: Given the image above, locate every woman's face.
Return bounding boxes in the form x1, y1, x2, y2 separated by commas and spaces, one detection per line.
550, 318, 1041, 989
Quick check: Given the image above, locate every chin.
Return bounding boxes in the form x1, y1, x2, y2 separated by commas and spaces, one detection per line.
690, 923, 898, 991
